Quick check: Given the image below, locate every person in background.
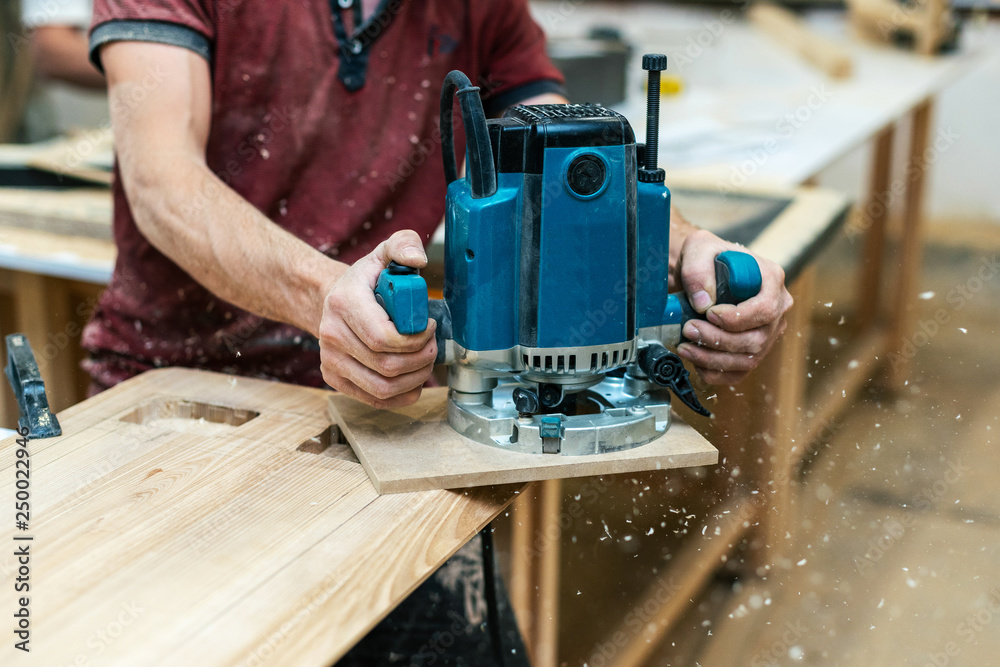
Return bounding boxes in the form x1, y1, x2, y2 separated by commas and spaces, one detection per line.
19, 0, 106, 141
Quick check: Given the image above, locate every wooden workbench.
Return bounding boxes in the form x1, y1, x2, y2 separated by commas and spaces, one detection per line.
0, 368, 519, 665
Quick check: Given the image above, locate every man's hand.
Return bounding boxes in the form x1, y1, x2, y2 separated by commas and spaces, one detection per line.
319, 230, 437, 408
675, 229, 793, 385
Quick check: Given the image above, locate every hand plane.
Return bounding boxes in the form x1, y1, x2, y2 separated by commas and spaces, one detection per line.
375, 54, 761, 456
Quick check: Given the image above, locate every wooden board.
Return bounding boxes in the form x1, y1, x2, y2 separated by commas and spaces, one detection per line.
0, 368, 518, 666
0, 187, 111, 240
329, 388, 718, 494
0, 223, 115, 284
20, 130, 115, 186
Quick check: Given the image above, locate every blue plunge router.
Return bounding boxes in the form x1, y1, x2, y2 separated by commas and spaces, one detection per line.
374, 54, 761, 455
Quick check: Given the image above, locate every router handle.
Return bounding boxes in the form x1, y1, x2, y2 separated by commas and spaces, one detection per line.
374, 262, 429, 335
669, 250, 763, 340
713, 250, 762, 306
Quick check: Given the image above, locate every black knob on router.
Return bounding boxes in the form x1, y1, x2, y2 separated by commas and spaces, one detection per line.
642, 54, 667, 71
386, 261, 418, 275
567, 154, 607, 197
637, 343, 710, 417
637, 343, 681, 387
513, 387, 540, 415
639, 53, 667, 185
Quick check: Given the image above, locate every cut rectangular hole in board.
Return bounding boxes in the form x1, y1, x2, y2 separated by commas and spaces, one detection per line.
297, 424, 360, 464
120, 398, 259, 434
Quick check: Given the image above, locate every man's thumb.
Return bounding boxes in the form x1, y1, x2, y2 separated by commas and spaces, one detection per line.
381, 229, 426, 267
681, 254, 718, 313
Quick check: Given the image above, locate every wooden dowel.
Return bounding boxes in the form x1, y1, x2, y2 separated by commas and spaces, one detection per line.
748, 2, 853, 79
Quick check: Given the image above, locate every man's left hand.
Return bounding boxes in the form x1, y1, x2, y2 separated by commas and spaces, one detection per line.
675, 229, 793, 385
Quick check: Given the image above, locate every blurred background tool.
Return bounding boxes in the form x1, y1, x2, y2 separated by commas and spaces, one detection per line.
847, 0, 959, 54
547, 27, 633, 106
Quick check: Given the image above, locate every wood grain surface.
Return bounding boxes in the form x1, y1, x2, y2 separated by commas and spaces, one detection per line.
330, 388, 718, 494
0, 368, 519, 666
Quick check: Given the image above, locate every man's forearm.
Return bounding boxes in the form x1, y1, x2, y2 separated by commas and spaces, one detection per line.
104, 41, 342, 338
122, 153, 345, 337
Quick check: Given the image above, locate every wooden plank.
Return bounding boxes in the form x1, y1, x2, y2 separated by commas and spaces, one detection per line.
0, 188, 111, 239
167, 484, 520, 666
329, 389, 718, 494
748, 3, 853, 79
0, 368, 518, 666
22, 130, 115, 186
0, 224, 115, 283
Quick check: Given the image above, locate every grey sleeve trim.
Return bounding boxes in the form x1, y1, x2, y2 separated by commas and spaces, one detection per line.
90, 20, 211, 72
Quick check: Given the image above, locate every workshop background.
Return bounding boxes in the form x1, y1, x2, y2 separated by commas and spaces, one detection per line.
2, 0, 999, 665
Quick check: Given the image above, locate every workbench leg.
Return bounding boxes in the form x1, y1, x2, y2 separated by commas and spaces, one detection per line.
13, 273, 79, 413
856, 124, 896, 330
0, 272, 16, 429
507, 480, 562, 667
535, 478, 562, 667
884, 100, 933, 389
756, 267, 814, 567
508, 489, 538, 654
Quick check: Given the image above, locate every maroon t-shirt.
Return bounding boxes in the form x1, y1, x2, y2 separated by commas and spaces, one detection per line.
84, 0, 563, 390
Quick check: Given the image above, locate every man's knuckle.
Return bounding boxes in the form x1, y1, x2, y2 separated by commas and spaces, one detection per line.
318, 320, 339, 344
327, 288, 347, 311
746, 330, 767, 354
376, 354, 404, 377
323, 370, 346, 391
366, 326, 390, 351
370, 379, 397, 400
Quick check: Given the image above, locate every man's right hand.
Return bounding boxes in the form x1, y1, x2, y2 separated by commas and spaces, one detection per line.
319, 230, 438, 408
